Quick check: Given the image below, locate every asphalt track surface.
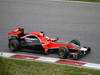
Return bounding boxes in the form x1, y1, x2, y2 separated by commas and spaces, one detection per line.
0, 0, 100, 63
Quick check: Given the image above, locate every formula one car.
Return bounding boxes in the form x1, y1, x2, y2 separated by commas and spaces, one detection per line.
8, 27, 91, 60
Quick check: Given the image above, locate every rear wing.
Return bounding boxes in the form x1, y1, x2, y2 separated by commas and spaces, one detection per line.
8, 27, 24, 37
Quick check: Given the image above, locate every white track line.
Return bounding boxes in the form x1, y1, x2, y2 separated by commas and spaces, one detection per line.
36, 56, 59, 63
0, 52, 15, 57
83, 63, 100, 70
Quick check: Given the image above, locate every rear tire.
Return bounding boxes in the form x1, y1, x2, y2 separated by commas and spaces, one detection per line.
9, 38, 20, 52
58, 47, 69, 59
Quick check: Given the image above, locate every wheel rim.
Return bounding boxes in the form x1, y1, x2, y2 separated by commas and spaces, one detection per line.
59, 50, 64, 58
9, 40, 18, 51
73, 54, 79, 60
10, 42, 16, 50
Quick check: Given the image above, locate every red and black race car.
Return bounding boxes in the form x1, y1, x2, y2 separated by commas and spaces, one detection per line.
8, 27, 91, 60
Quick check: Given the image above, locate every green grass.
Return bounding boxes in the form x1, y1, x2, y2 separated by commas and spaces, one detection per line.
76, 0, 100, 2
0, 57, 100, 75
66, 0, 100, 2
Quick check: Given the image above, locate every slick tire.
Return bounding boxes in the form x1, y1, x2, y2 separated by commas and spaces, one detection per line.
84, 46, 91, 54
58, 47, 69, 59
72, 53, 81, 60
9, 38, 20, 52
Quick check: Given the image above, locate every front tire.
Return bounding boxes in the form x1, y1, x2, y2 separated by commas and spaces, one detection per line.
84, 47, 91, 54
9, 38, 20, 52
72, 53, 81, 60
58, 47, 69, 59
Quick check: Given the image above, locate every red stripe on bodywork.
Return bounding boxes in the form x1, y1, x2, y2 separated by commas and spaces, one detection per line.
56, 59, 86, 66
